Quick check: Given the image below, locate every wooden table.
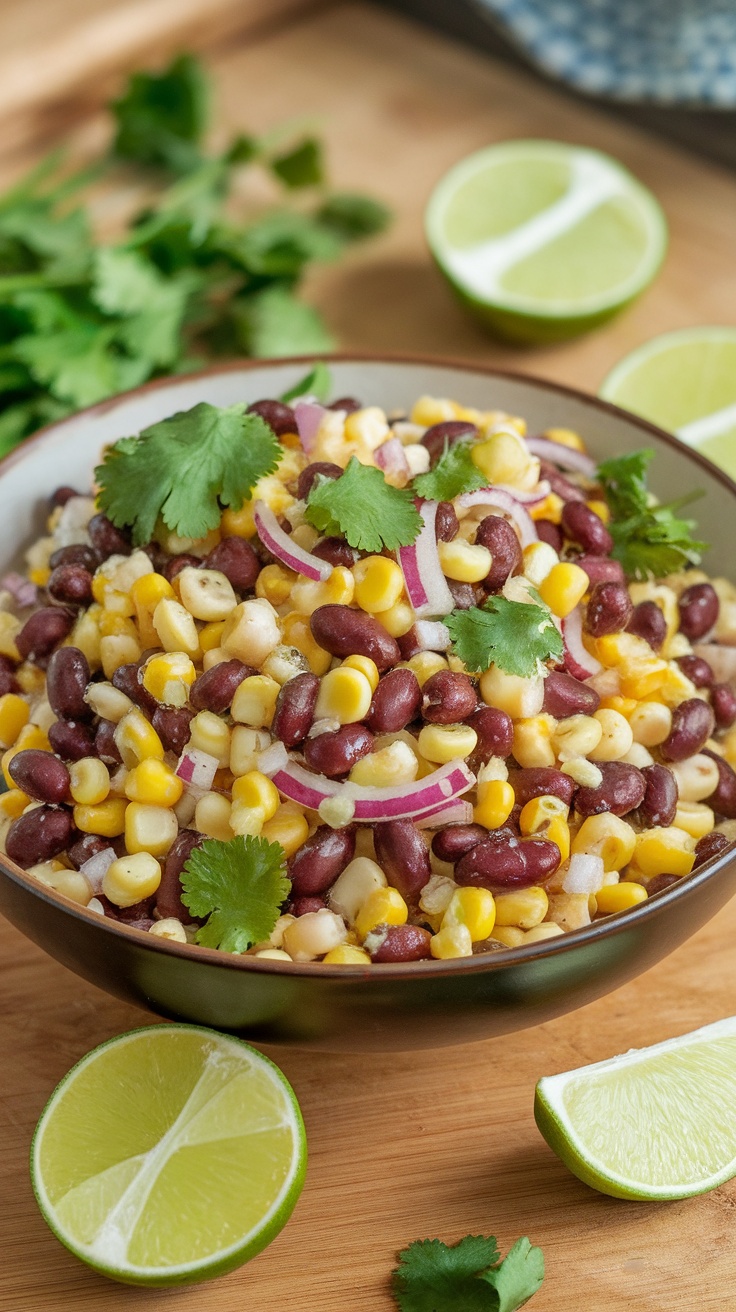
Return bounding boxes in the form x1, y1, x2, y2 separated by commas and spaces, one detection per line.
2, 4, 736, 1308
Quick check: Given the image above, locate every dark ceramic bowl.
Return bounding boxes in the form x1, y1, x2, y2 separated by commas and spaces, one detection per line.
2, 356, 736, 1051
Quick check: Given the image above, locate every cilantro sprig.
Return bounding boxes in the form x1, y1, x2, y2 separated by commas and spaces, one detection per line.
412, 440, 487, 501
181, 835, 290, 954
305, 456, 422, 552
392, 1234, 544, 1312
95, 402, 280, 545
444, 596, 563, 677
596, 449, 706, 579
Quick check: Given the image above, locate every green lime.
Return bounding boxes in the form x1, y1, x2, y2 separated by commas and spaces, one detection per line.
30, 1024, 307, 1286
535, 1015, 736, 1200
600, 326, 736, 478
425, 139, 667, 344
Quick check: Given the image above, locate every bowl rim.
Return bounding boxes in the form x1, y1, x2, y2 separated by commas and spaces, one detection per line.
2, 350, 735, 981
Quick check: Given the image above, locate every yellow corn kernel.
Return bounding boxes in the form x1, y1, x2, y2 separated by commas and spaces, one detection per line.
530, 491, 564, 524
221, 599, 281, 667
589, 708, 633, 761
125, 802, 178, 857
352, 556, 404, 614
403, 651, 447, 686
114, 710, 164, 768
512, 715, 557, 769
152, 598, 200, 659
524, 922, 565, 943
124, 759, 183, 807
342, 654, 379, 693
673, 801, 714, 840
261, 803, 310, 857
586, 499, 610, 525
229, 803, 265, 837
100, 634, 141, 680
596, 882, 648, 915
202, 647, 228, 671
378, 600, 415, 638
199, 621, 227, 654
232, 771, 280, 820
0, 693, 29, 748
355, 886, 408, 939
130, 573, 175, 646
522, 541, 559, 587
315, 666, 373, 724
544, 426, 585, 452
187, 710, 231, 766
15, 662, 47, 696
633, 826, 695, 878
491, 925, 526, 948
68, 609, 101, 670
221, 502, 257, 538
418, 723, 477, 764
256, 564, 296, 607
494, 886, 549, 929
69, 758, 110, 807
74, 797, 127, 838
437, 539, 492, 583
479, 665, 545, 718
474, 779, 515, 830
0, 788, 30, 819
349, 740, 418, 787
102, 852, 162, 907
231, 674, 280, 729
194, 791, 234, 841
470, 429, 539, 491
411, 395, 457, 425
280, 612, 331, 676
290, 567, 355, 618
519, 795, 568, 835
619, 658, 669, 700
546, 816, 571, 862
98, 613, 139, 640
538, 561, 589, 619
141, 652, 196, 707
322, 944, 371, 965
571, 812, 636, 872
442, 886, 496, 941
28, 567, 51, 589
595, 631, 650, 667
0, 612, 21, 660
430, 923, 473, 959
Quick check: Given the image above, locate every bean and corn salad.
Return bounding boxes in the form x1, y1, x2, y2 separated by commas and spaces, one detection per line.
2, 385, 736, 967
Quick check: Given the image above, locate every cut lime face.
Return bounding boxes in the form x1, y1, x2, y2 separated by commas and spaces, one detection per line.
600, 326, 736, 479
31, 1025, 307, 1286
425, 140, 667, 344
535, 1015, 736, 1200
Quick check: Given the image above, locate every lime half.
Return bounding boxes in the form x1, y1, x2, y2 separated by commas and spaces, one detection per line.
600, 326, 736, 478
31, 1025, 307, 1286
425, 139, 667, 344
535, 1015, 736, 1200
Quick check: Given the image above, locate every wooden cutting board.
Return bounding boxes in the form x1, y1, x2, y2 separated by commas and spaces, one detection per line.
2, 4, 736, 1308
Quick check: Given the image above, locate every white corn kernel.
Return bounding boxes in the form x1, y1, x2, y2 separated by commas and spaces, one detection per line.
188, 711, 231, 766
669, 753, 720, 803
194, 791, 234, 841
221, 599, 281, 666
629, 700, 672, 746
149, 917, 188, 942
522, 541, 559, 586
328, 857, 387, 923
282, 909, 348, 961
177, 567, 237, 621
153, 598, 200, 657
84, 681, 134, 723
103, 852, 161, 906
230, 726, 272, 777
480, 666, 545, 718
589, 709, 633, 761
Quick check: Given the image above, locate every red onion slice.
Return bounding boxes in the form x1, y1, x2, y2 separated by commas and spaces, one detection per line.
456, 488, 538, 549
415, 800, 474, 828
414, 620, 452, 651
294, 399, 330, 454
79, 846, 117, 893
176, 748, 219, 791
254, 500, 333, 582
1, 572, 37, 608
488, 481, 550, 505
398, 500, 455, 618
525, 436, 596, 476
562, 604, 602, 680
375, 437, 410, 482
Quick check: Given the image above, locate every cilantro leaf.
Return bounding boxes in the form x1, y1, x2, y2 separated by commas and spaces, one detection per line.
413, 440, 486, 501
597, 448, 706, 579
95, 402, 280, 545
234, 285, 335, 358
392, 1237, 501, 1312
271, 137, 324, 188
316, 192, 391, 241
280, 361, 331, 403
444, 596, 563, 676
111, 53, 208, 175
479, 1239, 545, 1312
305, 455, 422, 551
14, 324, 149, 408
181, 836, 290, 954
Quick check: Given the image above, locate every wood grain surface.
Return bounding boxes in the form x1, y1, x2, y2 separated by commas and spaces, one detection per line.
2, 4, 736, 1309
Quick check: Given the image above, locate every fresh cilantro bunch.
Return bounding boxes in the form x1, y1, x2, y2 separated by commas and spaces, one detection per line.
392, 1234, 544, 1312
305, 456, 422, 551
596, 449, 706, 579
412, 440, 487, 501
444, 596, 564, 677
181, 835, 290, 954
0, 54, 390, 457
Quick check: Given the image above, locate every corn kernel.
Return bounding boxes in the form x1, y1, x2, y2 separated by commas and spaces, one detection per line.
519, 795, 568, 835
221, 502, 257, 538
103, 852, 161, 907
471, 429, 539, 490
322, 945, 371, 965
342, 654, 380, 693
202, 647, 228, 670
572, 812, 636, 872
474, 778, 515, 830
177, 567, 237, 622
230, 726, 271, 777
430, 923, 473, 959
629, 698, 674, 746
442, 886, 495, 941
673, 801, 714, 840
538, 562, 589, 618
530, 492, 564, 524
491, 925, 526, 948
378, 600, 415, 638
221, 599, 281, 666
0, 693, 29, 748
149, 598, 199, 659
522, 541, 560, 586
194, 791, 234, 841
512, 715, 557, 769
544, 426, 585, 452
328, 856, 387, 922
0, 788, 30, 818
141, 652, 196, 707
15, 662, 47, 696
125, 802, 178, 856
187, 710, 231, 766
633, 826, 695, 878
545, 816, 571, 863
495, 886, 549, 929
74, 797, 127, 837
130, 573, 175, 646
437, 539, 492, 583
669, 753, 720, 803
0, 613, 21, 661
315, 666, 373, 724
32, 864, 92, 905
619, 658, 669, 699
124, 759, 183, 807
261, 803, 310, 857
282, 908, 348, 961
352, 556, 404, 613
349, 740, 418, 787
68, 610, 101, 669
480, 666, 544, 718
254, 948, 293, 961
256, 564, 296, 606
524, 922, 565, 943
114, 710, 164, 768
354, 886, 407, 939
553, 714, 603, 762
149, 918, 188, 942
595, 881, 648, 914
403, 651, 447, 686
229, 803, 265, 837
232, 771, 280, 820
589, 708, 634, 761
69, 758, 110, 806
280, 612, 331, 676
231, 674, 280, 728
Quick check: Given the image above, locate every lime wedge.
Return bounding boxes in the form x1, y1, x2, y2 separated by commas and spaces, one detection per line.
31, 1025, 307, 1286
600, 326, 736, 478
425, 140, 667, 344
535, 1015, 736, 1200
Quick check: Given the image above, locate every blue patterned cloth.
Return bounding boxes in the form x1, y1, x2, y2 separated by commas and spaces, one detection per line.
475, 0, 736, 104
